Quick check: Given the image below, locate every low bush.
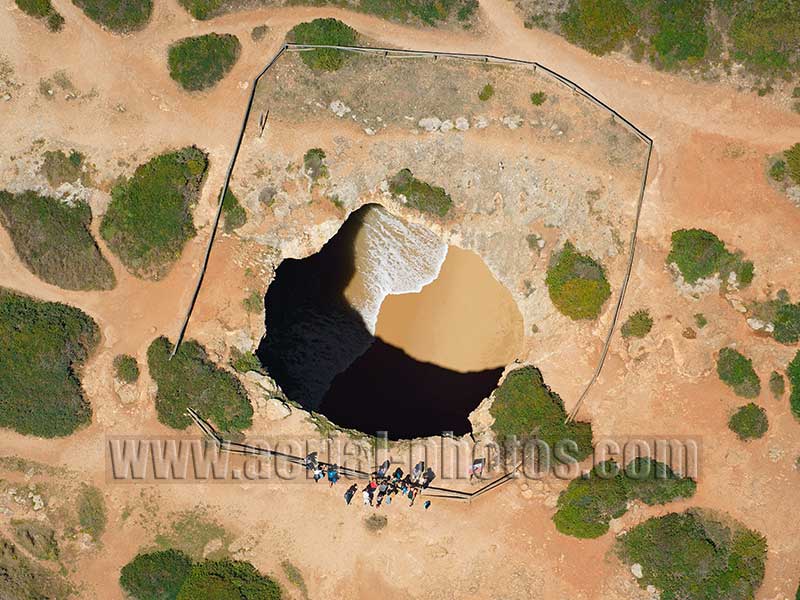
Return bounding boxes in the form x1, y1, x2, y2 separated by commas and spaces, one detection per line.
775, 302, 800, 344
560, 0, 637, 55
303, 148, 328, 182
717, 347, 761, 398
621, 309, 653, 338
389, 168, 453, 217
786, 143, 800, 185
40, 149, 86, 186
769, 159, 786, 182
147, 336, 253, 433
100, 146, 208, 279
229, 347, 264, 375
729, 0, 799, 75
71, 0, 152, 32
0, 190, 116, 290
617, 509, 767, 600
114, 354, 139, 383
77, 484, 106, 541
364, 514, 388, 532
168, 33, 241, 92
490, 366, 593, 462
554, 458, 695, 538
769, 371, 785, 399
0, 288, 98, 437
251, 24, 269, 42
650, 0, 709, 68
177, 0, 222, 20
545, 241, 611, 320
220, 187, 246, 233
12, 520, 59, 560
694, 313, 708, 328
478, 83, 494, 101
788, 350, 800, 420
119, 549, 193, 600
15, 0, 64, 31
0, 536, 71, 599
667, 229, 753, 286
728, 403, 768, 440
530, 91, 547, 105
289, 18, 358, 72
242, 290, 262, 314
176, 559, 281, 600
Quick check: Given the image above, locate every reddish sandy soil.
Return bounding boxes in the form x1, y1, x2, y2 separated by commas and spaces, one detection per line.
2, 0, 800, 599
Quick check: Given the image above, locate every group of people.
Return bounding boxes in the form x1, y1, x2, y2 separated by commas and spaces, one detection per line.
305, 455, 436, 510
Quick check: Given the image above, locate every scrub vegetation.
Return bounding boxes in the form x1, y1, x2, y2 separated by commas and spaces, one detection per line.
15, 0, 64, 32
11, 520, 59, 560
554, 458, 696, 538
545, 241, 611, 320
621, 309, 653, 338
478, 83, 494, 101
728, 403, 768, 440
786, 143, 800, 184
0, 288, 98, 437
71, 0, 152, 33
717, 347, 761, 398
168, 34, 241, 92
788, 350, 800, 420
0, 536, 71, 599
769, 371, 785, 399
100, 146, 208, 279
0, 190, 116, 290
40, 149, 87, 187
120, 549, 282, 600
77, 483, 106, 541
530, 91, 547, 105
490, 366, 593, 461
113, 354, 139, 383
147, 336, 253, 433
289, 19, 359, 72
229, 347, 265, 375
617, 509, 767, 600
221, 187, 246, 233
303, 148, 328, 182
389, 168, 453, 218
749, 289, 800, 344
667, 229, 753, 286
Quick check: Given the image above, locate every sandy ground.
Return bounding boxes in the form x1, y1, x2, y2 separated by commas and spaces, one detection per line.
1, 0, 800, 599
376, 245, 524, 372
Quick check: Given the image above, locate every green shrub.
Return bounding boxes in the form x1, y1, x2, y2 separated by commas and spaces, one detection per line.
40, 149, 86, 186
478, 83, 494, 101
0, 190, 116, 290
303, 148, 328, 181
242, 290, 262, 314
114, 354, 139, 383
168, 34, 241, 92
490, 366, 593, 461
729, 0, 799, 74
728, 403, 768, 440
650, 0, 709, 67
389, 168, 453, 217
530, 91, 547, 105
147, 336, 253, 433
220, 187, 246, 233
554, 458, 696, 538
120, 549, 192, 600
71, 0, 152, 32
621, 309, 653, 338
11, 520, 59, 560
229, 348, 264, 375
100, 146, 208, 279
177, 0, 222, 20
788, 350, 800, 420
77, 484, 106, 541
176, 560, 281, 600
769, 371, 785, 399
667, 229, 753, 286
694, 313, 708, 328
545, 241, 611, 320
251, 24, 269, 42
774, 302, 800, 344
0, 288, 98, 437
769, 159, 786, 182
15, 0, 64, 31
786, 143, 800, 185
560, 0, 637, 55
617, 509, 767, 600
717, 347, 761, 398
289, 18, 358, 72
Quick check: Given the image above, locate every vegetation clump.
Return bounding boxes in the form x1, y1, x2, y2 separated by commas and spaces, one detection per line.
786, 143, 800, 185
554, 458, 696, 538
0, 190, 116, 290
15, 0, 64, 31
717, 347, 761, 398
40, 149, 86, 186
168, 33, 241, 92
0, 288, 98, 437
177, 0, 222, 20
220, 187, 246, 233
0, 536, 71, 599
100, 146, 208, 279
694, 313, 708, 328
728, 403, 768, 440
769, 159, 786, 182
788, 350, 800, 420
113, 354, 139, 383
147, 336, 253, 433
621, 309, 653, 338
667, 229, 753, 287
617, 509, 767, 600
289, 18, 358, 72
389, 168, 453, 218
11, 520, 59, 560
303, 148, 328, 182
530, 91, 547, 105
120, 549, 193, 600
560, 0, 637, 55
545, 241, 611, 320
77, 483, 106, 541
769, 371, 785, 399
71, 0, 152, 33
229, 347, 264, 375
365, 514, 388, 532
478, 83, 494, 101
490, 366, 593, 462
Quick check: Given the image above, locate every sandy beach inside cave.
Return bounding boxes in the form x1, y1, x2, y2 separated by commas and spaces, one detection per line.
375, 245, 524, 372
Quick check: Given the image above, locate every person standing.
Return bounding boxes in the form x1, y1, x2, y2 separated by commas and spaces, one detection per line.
327, 464, 339, 487
344, 484, 358, 505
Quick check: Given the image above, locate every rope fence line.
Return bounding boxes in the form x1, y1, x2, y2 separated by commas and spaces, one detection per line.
171, 43, 653, 425
188, 408, 519, 503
